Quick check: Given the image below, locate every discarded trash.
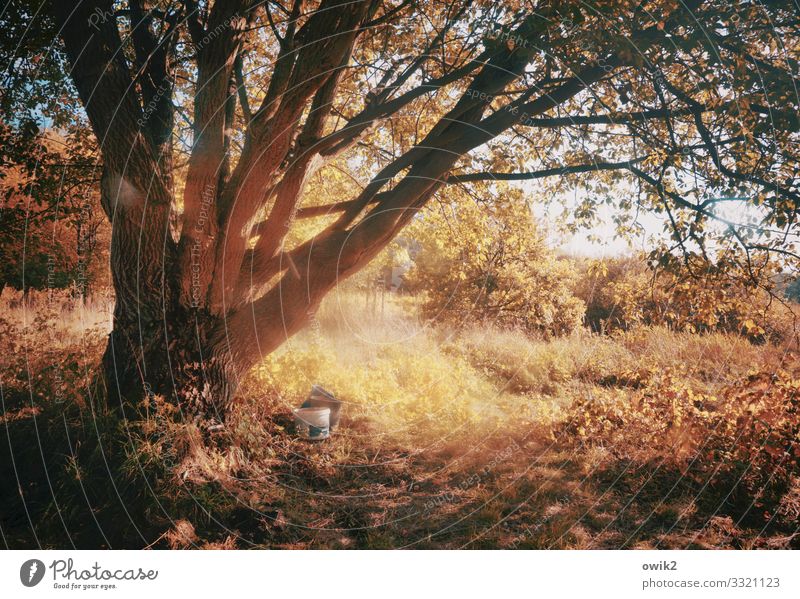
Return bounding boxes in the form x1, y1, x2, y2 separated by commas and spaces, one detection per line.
293, 407, 330, 441
301, 384, 342, 429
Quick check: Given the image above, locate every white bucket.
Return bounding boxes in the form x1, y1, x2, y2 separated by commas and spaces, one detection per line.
293, 407, 331, 441
302, 385, 342, 429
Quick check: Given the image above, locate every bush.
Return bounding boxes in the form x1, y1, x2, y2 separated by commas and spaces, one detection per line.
574, 253, 799, 343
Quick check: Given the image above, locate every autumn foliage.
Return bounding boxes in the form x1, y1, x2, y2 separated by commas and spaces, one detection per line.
2, 0, 800, 551
405, 189, 584, 335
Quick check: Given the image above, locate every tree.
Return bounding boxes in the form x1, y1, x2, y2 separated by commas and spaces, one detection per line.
0, 0, 107, 301
406, 186, 584, 335
8, 0, 796, 422
0, 125, 106, 301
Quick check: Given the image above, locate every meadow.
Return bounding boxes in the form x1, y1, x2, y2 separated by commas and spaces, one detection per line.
1, 290, 798, 549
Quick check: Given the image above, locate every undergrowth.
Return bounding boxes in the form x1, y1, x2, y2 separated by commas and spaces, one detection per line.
1, 295, 798, 548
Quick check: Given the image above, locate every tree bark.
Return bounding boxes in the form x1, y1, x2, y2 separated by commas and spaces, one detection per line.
101, 306, 237, 423
96, 161, 237, 421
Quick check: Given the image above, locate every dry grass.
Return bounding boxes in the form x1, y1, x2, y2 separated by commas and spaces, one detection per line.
1, 291, 798, 549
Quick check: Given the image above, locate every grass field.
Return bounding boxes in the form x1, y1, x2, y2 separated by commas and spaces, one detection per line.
1, 292, 798, 549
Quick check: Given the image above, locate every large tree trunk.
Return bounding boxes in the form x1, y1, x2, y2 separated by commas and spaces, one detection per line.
100, 307, 237, 423
96, 164, 238, 423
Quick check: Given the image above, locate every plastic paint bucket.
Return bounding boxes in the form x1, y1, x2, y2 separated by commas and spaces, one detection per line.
302, 385, 342, 429
293, 407, 331, 441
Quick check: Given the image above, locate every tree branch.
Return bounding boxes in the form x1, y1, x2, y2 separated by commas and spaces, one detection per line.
176, 0, 253, 308
448, 157, 648, 183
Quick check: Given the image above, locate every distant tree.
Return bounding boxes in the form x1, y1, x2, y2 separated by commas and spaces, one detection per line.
407, 188, 584, 336
0, 0, 107, 301
0, 125, 107, 301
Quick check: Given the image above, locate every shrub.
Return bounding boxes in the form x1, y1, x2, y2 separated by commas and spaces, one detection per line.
562, 365, 800, 521
574, 253, 798, 342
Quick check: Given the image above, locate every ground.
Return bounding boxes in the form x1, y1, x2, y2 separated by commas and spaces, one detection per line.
1, 291, 798, 549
